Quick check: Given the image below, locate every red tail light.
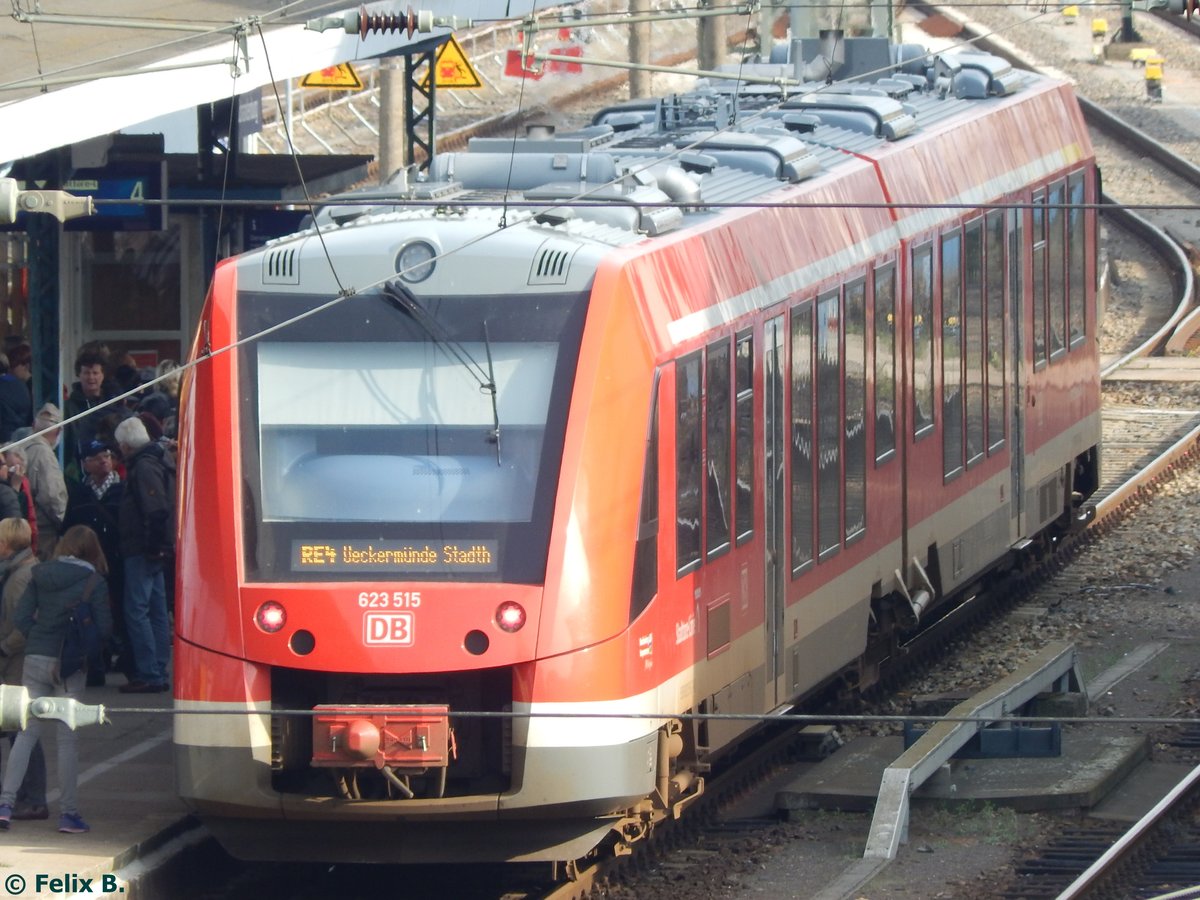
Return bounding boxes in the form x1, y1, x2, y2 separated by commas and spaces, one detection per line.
255, 601, 287, 633
495, 601, 526, 633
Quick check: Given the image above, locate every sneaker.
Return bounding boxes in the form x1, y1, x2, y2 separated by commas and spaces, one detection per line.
0, 804, 11, 830
12, 803, 48, 820
58, 812, 89, 834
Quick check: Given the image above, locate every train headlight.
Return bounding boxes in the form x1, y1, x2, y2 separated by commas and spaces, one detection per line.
396, 240, 436, 283
255, 601, 287, 633
495, 601, 527, 633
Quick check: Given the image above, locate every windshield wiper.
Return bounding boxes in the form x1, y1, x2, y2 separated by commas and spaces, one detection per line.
381, 280, 502, 465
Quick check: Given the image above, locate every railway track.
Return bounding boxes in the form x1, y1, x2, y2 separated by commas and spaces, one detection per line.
1150, 5, 1200, 40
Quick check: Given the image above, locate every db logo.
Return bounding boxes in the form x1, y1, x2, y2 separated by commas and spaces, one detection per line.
364, 612, 415, 646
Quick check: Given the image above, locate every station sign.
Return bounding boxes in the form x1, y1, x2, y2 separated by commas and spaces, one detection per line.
0, 161, 165, 232
62, 161, 166, 232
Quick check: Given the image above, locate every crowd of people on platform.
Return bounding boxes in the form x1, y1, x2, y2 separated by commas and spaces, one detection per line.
0, 340, 179, 835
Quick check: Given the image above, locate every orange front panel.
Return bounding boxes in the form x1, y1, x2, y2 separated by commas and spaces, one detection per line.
537, 262, 656, 659
174, 634, 269, 703
176, 260, 244, 659
239, 582, 542, 672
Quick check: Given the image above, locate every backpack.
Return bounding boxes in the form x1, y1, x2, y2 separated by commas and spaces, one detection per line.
60, 572, 102, 679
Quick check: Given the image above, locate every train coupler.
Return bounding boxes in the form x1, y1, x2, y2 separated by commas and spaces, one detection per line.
311, 704, 453, 770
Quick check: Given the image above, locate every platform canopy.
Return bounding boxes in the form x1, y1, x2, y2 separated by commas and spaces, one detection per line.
0, 0, 539, 164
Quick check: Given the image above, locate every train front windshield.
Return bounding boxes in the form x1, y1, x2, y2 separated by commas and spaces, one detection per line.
237, 286, 588, 583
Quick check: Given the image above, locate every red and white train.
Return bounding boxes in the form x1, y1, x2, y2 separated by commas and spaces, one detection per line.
174, 36, 1100, 864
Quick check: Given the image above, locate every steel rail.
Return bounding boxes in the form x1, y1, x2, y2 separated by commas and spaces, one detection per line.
1057, 761, 1200, 899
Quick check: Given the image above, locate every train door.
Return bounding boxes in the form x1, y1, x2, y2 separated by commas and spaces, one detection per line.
763, 314, 786, 704
1007, 204, 1026, 535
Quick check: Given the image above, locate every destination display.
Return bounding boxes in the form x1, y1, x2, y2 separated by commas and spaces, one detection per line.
293, 540, 498, 573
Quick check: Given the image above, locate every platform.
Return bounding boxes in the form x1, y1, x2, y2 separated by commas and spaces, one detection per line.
0, 679, 201, 896
777, 725, 1149, 818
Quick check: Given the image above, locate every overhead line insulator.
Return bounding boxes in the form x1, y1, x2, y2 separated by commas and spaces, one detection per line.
306, 6, 474, 38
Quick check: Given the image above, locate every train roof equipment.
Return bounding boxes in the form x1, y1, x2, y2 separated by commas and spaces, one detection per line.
297, 37, 1033, 244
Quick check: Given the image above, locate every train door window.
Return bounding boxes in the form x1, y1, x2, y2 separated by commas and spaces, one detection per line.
706, 339, 732, 559
874, 262, 896, 465
1032, 188, 1047, 369
816, 289, 841, 560
1067, 171, 1087, 348
735, 330, 754, 545
1047, 180, 1067, 360
942, 229, 964, 481
912, 243, 935, 441
790, 301, 814, 575
845, 279, 866, 543
964, 219, 985, 469
630, 376, 659, 622
986, 210, 1006, 454
1009, 204, 1024, 361
676, 352, 703, 575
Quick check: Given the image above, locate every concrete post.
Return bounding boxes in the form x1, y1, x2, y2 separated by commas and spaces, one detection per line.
698, 10, 728, 72
629, 0, 651, 98
379, 59, 407, 183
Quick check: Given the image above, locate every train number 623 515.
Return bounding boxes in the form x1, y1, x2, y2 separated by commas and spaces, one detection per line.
357, 591, 422, 608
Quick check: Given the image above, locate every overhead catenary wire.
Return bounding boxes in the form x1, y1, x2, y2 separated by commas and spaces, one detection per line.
87, 707, 1200, 726
0, 0, 338, 93
89, 198, 1200, 214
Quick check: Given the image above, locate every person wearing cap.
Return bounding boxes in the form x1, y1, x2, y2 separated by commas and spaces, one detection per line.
63, 440, 126, 684
23, 404, 67, 560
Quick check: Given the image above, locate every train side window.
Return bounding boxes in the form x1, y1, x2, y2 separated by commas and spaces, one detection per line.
874, 262, 896, 465
816, 289, 841, 560
630, 375, 659, 622
942, 229, 964, 482
845, 279, 866, 543
676, 352, 703, 575
1047, 180, 1067, 360
734, 331, 754, 545
912, 243, 935, 441
1068, 171, 1087, 348
790, 301, 814, 575
964, 218, 984, 469
706, 339, 732, 559
986, 210, 1006, 454
1032, 188, 1047, 369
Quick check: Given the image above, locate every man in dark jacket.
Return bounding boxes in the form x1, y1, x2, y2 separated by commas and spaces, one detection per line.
114, 417, 174, 694
62, 441, 126, 684
63, 349, 116, 483
0, 352, 31, 443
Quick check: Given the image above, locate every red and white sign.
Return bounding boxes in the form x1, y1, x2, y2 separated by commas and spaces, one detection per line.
364, 611, 414, 645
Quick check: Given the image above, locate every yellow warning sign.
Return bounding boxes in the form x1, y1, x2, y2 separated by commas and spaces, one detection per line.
301, 63, 364, 90
420, 36, 482, 90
